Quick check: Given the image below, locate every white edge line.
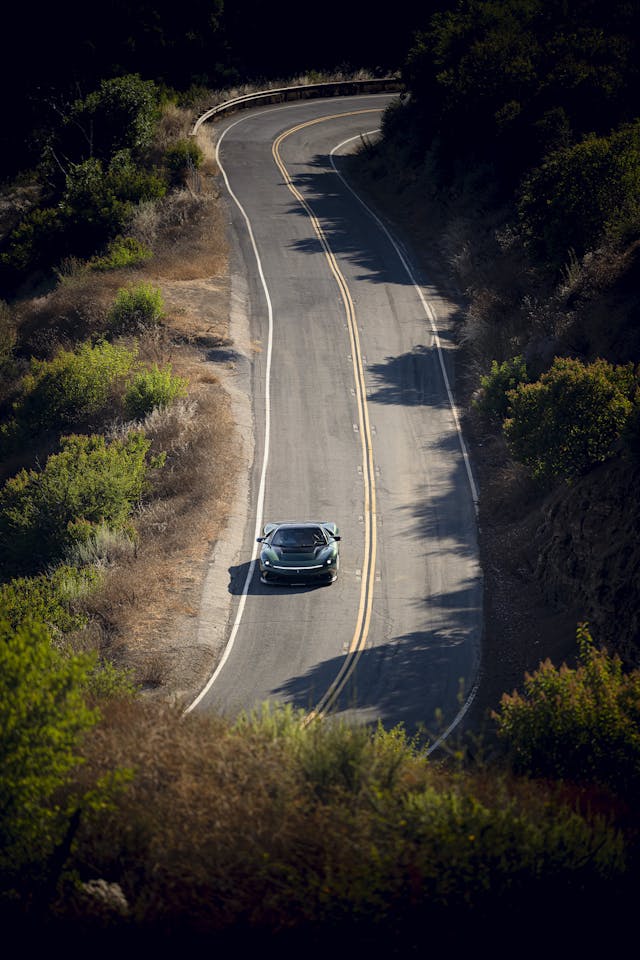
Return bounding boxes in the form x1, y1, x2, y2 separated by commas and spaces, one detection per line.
185, 114, 274, 713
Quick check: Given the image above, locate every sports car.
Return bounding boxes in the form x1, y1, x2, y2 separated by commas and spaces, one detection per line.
256, 521, 341, 585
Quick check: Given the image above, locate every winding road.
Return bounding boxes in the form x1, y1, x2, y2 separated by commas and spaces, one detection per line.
187, 93, 482, 746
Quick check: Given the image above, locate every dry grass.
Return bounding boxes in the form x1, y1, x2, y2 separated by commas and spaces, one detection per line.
4, 103, 240, 701
83, 330, 238, 695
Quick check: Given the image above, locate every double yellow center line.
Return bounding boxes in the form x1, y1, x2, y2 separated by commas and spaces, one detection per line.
272, 112, 379, 721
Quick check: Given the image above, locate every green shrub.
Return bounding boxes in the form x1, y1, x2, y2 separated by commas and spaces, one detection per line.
0, 619, 99, 886
474, 355, 529, 422
0, 206, 62, 274
60, 153, 166, 256
0, 566, 100, 635
504, 357, 637, 481
124, 363, 188, 419
494, 625, 640, 794
13, 340, 137, 431
0, 301, 18, 400
60, 157, 131, 247
519, 122, 640, 265
108, 283, 165, 334
89, 236, 152, 271
0, 432, 159, 572
75, 701, 624, 936
84, 658, 139, 703
103, 150, 167, 204
0, 301, 16, 367
164, 138, 204, 184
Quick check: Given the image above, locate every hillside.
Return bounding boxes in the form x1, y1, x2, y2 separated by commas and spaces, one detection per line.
344, 149, 640, 734
1, 0, 639, 948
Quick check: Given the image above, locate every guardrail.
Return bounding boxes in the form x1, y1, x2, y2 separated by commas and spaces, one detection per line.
191, 77, 403, 134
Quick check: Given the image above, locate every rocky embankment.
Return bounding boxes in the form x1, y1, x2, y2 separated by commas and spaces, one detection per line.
534, 456, 640, 664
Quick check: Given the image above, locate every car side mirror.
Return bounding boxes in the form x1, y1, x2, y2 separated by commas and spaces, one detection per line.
256, 536, 265, 543
333, 535, 341, 541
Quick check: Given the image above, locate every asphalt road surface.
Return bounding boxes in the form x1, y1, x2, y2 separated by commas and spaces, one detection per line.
188, 94, 482, 747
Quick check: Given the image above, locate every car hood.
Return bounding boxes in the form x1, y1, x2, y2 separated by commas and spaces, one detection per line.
271, 545, 328, 562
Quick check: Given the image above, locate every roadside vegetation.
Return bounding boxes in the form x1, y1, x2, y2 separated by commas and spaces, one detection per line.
350, 0, 640, 652
1, 0, 639, 951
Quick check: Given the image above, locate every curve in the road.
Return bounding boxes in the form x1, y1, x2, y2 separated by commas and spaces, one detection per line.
187, 107, 382, 719
186, 101, 480, 750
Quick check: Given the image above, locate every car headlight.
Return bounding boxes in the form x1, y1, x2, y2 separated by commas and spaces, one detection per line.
325, 557, 333, 565
263, 558, 270, 566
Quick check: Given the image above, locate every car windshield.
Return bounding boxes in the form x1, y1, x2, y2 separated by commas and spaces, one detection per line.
272, 527, 326, 548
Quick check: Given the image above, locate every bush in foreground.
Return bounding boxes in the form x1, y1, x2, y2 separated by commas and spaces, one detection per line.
0, 619, 99, 896
44, 701, 626, 949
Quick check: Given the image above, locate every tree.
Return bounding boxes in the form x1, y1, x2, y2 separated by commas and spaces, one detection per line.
0, 619, 98, 893
503, 357, 636, 481
66, 74, 161, 162
518, 122, 640, 265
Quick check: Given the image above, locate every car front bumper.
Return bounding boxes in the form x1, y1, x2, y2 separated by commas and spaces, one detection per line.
259, 560, 337, 584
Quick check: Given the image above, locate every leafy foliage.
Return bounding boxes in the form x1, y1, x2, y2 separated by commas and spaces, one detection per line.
66, 74, 161, 161
494, 625, 640, 794
519, 122, 640, 265
64, 701, 624, 943
59, 151, 166, 255
84, 659, 139, 703
401, 0, 640, 186
12, 340, 137, 432
0, 207, 62, 275
0, 618, 98, 886
1, 151, 166, 277
0, 567, 100, 635
108, 283, 165, 334
0, 300, 17, 396
164, 137, 204, 185
124, 363, 188, 420
89, 236, 152, 271
503, 357, 637, 481
474, 355, 529, 421
0, 432, 157, 573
